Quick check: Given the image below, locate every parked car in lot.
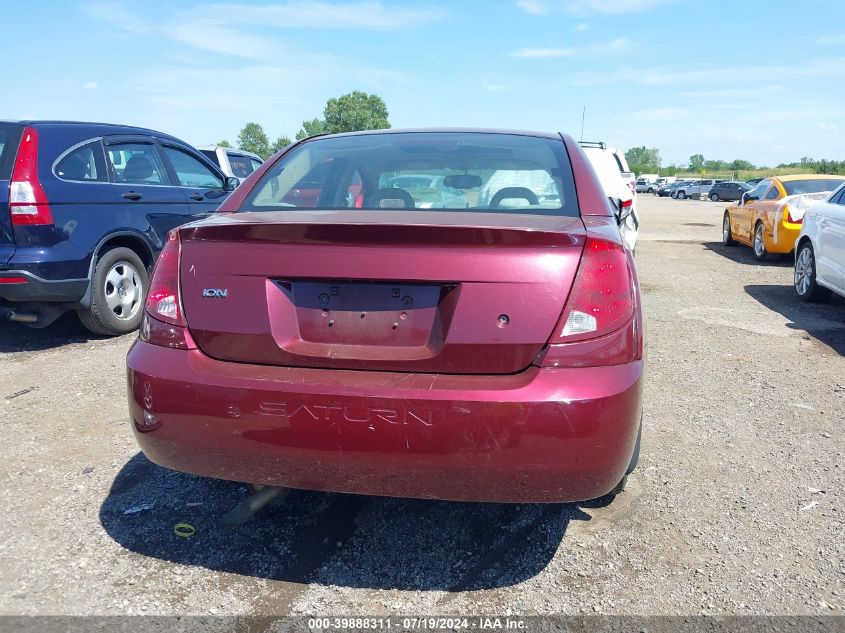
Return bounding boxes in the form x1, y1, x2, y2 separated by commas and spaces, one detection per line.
722, 174, 845, 260
0, 121, 235, 334
673, 178, 723, 199
708, 180, 751, 202
579, 141, 639, 252
794, 182, 845, 302
199, 146, 263, 182
670, 180, 697, 198
658, 181, 686, 197
127, 129, 644, 504
635, 178, 656, 194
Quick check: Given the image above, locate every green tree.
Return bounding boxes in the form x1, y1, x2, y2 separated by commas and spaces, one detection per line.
218, 139, 232, 148
624, 146, 661, 175
729, 159, 755, 171
323, 90, 390, 134
270, 136, 292, 154
703, 159, 727, 172
296, 117, 327, 140
237, 122, 271, 159
688, 154, 705, 171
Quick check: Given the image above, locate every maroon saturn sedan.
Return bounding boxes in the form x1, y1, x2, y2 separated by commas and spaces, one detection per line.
126, 129, 644, 503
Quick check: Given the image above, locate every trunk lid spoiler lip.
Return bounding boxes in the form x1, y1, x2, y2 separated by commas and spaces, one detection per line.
178, 209, 586, 235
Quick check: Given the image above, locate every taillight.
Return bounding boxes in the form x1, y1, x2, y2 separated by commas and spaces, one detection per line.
785, 205, 802, 225
621, 198, 633, 209
145, 231, 185, 327
140, 231, 194, 349
552, 237, 635, 343
9, 127, 53, 226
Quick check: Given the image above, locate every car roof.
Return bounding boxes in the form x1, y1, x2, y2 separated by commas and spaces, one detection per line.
303, 127, 564, 141
776, 173, 845, 182
1, 119, 183, 143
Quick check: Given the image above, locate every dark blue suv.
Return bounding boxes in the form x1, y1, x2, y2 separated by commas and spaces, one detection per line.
0, 121, 236, 335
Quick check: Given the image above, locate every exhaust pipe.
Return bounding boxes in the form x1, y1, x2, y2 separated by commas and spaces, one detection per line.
8, 311, 39, 324
221, 485, 290, 525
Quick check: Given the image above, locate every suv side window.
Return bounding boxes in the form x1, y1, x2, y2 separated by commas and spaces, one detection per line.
831, 188, 845, 205
766, 185, 780, 200
55, 141, 108, 182
162, 146, 223, 189
107, 143, 168, 185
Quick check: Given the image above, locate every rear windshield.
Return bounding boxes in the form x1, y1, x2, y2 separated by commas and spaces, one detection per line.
0, 123, 24, 180
783, 178, 845, 196
241, 132, 577, 216
226, 152, 254, 178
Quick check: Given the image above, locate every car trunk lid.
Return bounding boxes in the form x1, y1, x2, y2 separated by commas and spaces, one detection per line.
179, 210, 586, 374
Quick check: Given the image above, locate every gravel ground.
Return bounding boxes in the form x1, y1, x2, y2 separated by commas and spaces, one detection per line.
1, 195, 843, 617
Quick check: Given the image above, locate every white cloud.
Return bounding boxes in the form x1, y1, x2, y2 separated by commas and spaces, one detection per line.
484, 83, 507, 92
515, 0, 548, 15
510, 36, 634, 58
573, 57, 845, 86
566, 0, 671, 15
574, 22, 589, 31
510, 47, 574, 58
210, 0, 447, 29
84, 1, 447, 60
515, 0, 671, 16
815, 34, 845, 46
82, 81, 98, 89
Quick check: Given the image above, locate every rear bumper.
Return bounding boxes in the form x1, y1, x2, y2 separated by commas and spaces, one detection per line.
127, 341, 644, 503
770, 222, 802, 254
0, 270, 88, 302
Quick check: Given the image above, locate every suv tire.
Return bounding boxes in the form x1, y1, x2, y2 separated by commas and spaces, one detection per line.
676, 190, 687, 199
78, 247, 148, 336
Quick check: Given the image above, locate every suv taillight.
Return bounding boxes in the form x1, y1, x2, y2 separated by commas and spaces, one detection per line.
553, 237, 635, 343
9, 127, 53, 226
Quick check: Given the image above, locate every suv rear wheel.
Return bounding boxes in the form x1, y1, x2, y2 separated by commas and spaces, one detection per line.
78, 247, 148, 336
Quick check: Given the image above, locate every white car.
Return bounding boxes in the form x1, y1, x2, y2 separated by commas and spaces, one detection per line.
794, 182, 845, 302
199, 146, 263, 182
579, 141, 638, 252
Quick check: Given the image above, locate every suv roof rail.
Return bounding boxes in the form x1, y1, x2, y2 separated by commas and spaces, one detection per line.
578, 141, 606, 149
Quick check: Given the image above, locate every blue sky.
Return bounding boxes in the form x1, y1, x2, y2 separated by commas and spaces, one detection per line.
4, 0, 844, 166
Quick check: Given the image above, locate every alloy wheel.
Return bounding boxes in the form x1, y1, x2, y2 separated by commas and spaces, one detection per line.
794, 246, 813, 296
104, 261, 142, 320
754, 225, 765, 258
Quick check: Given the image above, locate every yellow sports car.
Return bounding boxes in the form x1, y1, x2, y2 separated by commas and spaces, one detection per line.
722, 174, 845, 260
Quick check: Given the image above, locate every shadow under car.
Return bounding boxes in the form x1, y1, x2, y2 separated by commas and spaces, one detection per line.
745, 284, 845, 355
99, 452, 611, 591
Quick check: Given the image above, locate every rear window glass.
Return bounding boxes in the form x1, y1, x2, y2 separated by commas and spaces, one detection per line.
227, 153, 253, 178
0, 124, 23, 180
242, 132, 576, 216
783, 178, 845, 196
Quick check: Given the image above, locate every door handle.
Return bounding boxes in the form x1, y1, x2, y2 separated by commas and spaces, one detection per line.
121, 191, 142, 201
190, 193, 205, 201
